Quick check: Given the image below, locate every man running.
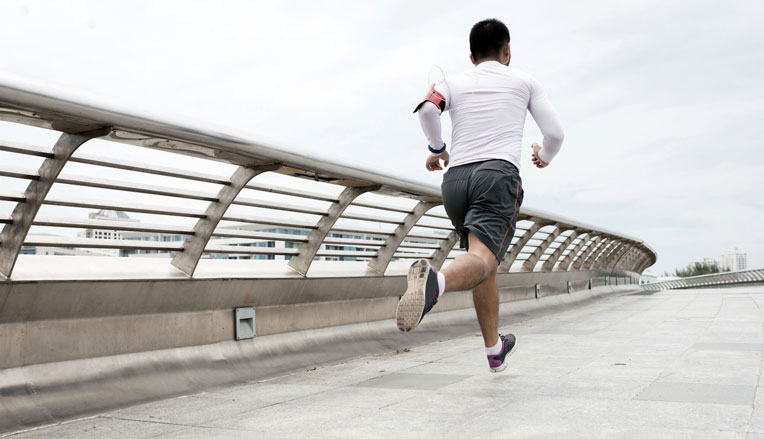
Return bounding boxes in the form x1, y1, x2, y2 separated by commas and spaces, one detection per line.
396, 18, 565, 372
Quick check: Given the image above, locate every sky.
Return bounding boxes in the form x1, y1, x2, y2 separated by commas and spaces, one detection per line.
0, 0, 762, 274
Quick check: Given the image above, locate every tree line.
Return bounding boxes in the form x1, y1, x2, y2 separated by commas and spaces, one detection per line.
667, 261, 730, 278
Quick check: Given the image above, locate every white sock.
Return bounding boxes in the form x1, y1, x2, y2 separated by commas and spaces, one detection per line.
485, 337, 503, 356
436, 271, 446, 298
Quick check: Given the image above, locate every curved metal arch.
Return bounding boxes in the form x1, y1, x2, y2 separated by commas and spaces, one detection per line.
603, 242, 632, 270
288, 184, 381, 276
572, 236, 604, 270
171, 164, 281, 276
499, 221, 543, 272
634, 253, 652, 273
584, 238, 616, 270
637, 253, 655, 273
430, 229, 459, 270
557, 233, 591, 271
615, 247, 640, 271
542, 230, 579, 272
592, 240, 624, 269
626, 251, 647, 272
367, 201, 439, 274
0, 127, 110, 279
523, 226, 563, 272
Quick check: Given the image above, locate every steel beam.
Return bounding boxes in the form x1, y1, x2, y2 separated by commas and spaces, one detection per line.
367, 201, 438, 274
0, 127, 109, 279
288, 184, 380, 275
171, 164, 280, 276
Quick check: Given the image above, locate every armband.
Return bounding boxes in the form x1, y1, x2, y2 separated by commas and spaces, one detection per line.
413, 84, 446, 113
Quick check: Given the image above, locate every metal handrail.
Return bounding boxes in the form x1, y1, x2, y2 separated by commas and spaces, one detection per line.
642, 268, 764, 290
0, 75, 657, 279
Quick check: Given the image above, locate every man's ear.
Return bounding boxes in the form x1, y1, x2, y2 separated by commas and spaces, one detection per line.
470, 53, 476, 65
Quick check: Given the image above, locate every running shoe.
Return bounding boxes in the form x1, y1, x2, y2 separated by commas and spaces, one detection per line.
487, 334, 517, 372
396, 259, 440, 332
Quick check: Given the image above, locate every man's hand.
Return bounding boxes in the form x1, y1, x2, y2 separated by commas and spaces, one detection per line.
531, 142, 549, 168
426, 150, 450, 171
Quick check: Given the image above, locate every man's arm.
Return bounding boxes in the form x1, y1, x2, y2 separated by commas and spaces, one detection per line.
418, 102, 446, 154
528, 77, 564, 165
414, 84, 450, 171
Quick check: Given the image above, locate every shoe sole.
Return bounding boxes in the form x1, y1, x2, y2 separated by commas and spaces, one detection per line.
489, 338, 518, 373
396, 259, 431, 333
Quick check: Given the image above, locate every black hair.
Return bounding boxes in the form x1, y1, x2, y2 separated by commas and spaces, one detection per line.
469, 19, 510, 60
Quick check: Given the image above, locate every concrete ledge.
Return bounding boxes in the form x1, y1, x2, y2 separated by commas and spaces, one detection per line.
0, 285, 639, 434
0, 269, 637, 368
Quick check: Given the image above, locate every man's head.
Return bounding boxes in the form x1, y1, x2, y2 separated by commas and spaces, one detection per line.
469, 18, 510, 66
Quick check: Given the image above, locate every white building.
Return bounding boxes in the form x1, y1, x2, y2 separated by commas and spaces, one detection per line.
720, 247, 747, 272
77, 210, 138, 257
702, 257, 718, 267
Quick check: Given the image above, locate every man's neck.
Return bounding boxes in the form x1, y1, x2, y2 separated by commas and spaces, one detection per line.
474, 58, 507, 67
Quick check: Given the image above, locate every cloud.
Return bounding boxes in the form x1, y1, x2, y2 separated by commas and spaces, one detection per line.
0, 0, 762, 272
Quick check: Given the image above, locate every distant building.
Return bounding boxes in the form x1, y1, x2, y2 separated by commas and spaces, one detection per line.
29, 209, 445, 261
22, 234, 98, 256
702, 257, 718, 267
720, 247, 747, 272
212, 224, 386, 261
77, 210, 138, 257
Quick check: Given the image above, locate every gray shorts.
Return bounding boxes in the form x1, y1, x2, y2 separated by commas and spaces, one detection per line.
440, 159, 524, 262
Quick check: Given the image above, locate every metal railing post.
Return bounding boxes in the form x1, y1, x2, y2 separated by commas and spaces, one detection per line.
499, 222, 543, 272
523, 226, 562, 272
541, 230, 579, 271
557, 233, 591, 271
430, 230, 459, 270
171, 164, 281, 276
0, 127, 110, 279
367, 201, 438, 274
288, 184, 380, 276
572, 236, 603, 270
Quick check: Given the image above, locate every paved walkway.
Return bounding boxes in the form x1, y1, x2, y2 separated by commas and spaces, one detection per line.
8, 286, 764, 438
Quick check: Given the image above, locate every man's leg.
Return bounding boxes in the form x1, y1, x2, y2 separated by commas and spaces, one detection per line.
472, 264, 499, 348
441, 232, 499, 347
440, 233, 497, 293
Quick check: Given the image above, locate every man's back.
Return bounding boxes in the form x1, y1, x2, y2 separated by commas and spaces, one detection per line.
426, 62, 563, 170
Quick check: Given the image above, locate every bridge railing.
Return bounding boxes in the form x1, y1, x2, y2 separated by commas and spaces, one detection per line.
642, 268, 764, 291
0, 75, 659, 433
0, 75, 657, 281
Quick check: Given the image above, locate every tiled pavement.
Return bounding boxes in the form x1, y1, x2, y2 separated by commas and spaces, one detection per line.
7, 286, 764, 438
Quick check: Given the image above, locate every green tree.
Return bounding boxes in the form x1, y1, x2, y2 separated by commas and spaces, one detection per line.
674, 261, 729, 278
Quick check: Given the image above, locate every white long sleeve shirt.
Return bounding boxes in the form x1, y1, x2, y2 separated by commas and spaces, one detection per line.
418, 61, 564, 168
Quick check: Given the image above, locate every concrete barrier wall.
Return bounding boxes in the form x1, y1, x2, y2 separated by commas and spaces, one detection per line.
0, 265, 636, 369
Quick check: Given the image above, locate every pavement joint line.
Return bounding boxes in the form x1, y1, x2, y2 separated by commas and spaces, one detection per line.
99, 415, 225, 430
744, 320, 764, 437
